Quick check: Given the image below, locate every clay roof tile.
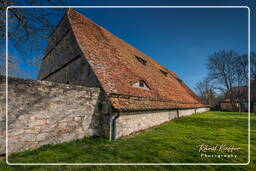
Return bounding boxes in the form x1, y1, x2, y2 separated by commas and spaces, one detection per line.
66, 9, 205, 111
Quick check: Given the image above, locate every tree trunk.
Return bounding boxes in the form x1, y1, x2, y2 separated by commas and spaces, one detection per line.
230, 89, 236, 112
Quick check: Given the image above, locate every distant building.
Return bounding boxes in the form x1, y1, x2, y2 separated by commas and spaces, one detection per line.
220, 81, 256, 112
38, 9, 209, 140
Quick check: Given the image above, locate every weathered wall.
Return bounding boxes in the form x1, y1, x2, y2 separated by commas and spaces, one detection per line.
220, 102, 234, 112
38, 15, 73, 79
0, 77, 5, 154
220, 102, 245, 112
196, 107, 210, 114
115, 107, 210, 138
116, 110, 177, 138
178, 109, 196, 117
0, 76, 210, 154
38, 15, 100, 88
0, 76, 104, 155
43, 57, 100, 87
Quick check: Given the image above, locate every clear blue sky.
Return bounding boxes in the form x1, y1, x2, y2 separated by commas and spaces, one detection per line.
11, 0, 255, 92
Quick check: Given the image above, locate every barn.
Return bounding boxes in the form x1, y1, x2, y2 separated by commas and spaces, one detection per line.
220, 81, 256, 112
38, 9, 209, 140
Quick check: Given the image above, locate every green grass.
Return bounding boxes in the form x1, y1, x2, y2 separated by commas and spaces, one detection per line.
0, 111, 255, 170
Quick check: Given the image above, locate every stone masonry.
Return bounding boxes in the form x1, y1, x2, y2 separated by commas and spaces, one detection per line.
0, 76, 209, 154
0, 76, 105, 155
115, 108, 209, 138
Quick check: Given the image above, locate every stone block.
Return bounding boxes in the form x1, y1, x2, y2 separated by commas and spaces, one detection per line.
40, 123, 56, 133
8, 129, 24, 136
24, 125, 41, 134
27, 119, 46, 127
58, 121, 68, 129
22, 133, 36, 142
36, 133, 48, 141
74, 116, 81, 121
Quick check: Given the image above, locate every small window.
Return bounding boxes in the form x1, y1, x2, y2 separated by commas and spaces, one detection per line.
160, 69, 168, 76
132, 80, 150, 90
139, 80, 145, 87
135, 56, 147, 65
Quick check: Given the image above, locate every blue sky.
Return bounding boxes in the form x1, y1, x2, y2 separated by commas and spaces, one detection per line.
9, 0, 255, 92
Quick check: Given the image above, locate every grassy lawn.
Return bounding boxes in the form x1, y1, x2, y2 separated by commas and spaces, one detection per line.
0, 111, 255, 170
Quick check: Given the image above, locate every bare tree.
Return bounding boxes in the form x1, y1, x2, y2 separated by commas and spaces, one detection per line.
205, 50, 256, 112
0, 51, 19, 76
195, 77, 217, 107
251, 52, 256, 81
207, 50, 239, 111
234, 54, 248, 87
0, 0, 64, 76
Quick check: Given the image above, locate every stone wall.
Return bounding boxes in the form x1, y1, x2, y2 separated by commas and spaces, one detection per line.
178, 109, 196, 117
115, 110, 177, 138
0, 76, 103, 155
115, 108, 210, 138
196, 107, 210, 114
0, 75, 210, 154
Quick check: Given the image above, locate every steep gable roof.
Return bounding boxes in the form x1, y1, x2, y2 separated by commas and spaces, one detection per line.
66, 9, 205, 111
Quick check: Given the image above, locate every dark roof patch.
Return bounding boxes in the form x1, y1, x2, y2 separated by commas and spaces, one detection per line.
160, 69, 168, 76
135, 56, 147, 65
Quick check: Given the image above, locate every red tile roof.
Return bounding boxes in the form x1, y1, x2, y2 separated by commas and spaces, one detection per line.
66, 9, 205, 111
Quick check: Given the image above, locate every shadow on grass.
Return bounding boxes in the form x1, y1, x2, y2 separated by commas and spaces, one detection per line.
8, 136, 109, 162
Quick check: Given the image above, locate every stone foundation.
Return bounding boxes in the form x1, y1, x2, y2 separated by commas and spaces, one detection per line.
115, 108, 210, 138
196, 107, 210, 114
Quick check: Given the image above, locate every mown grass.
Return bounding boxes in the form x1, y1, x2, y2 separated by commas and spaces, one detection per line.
0, 111, 255, 170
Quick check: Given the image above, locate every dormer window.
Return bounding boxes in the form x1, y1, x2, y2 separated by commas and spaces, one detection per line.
139, 80, 144, 87
135, 56, 147, 65
159, 69, 168, 76
132, 80, 150, 90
